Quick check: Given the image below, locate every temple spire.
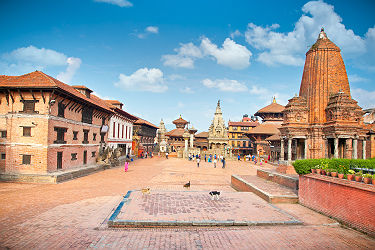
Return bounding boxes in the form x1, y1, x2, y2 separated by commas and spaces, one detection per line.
272, 96, 276, 103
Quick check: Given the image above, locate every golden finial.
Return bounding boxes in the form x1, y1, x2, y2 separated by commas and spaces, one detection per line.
272, 96, 276, 103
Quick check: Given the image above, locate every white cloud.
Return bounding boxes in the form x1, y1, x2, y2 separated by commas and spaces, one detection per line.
180, 87, 194, 94
348, 74, 369, 83
177, 102, 185, 108
168, 74, 186, 81
351, 88, 375, 109
94, 0, 133, 7
4, 45, 67, 66
146, 26, 159, 34
162, 42, 202, 68
200, 38, 252, 69
56, 57, 82, 83
1, 45, 81, 83
230, 30, 242, 39
202, 78, 248, 92
136, 26, 160, 39
245, 0, 371, 66
115, 67, 168, 93
162, 38, 251, 69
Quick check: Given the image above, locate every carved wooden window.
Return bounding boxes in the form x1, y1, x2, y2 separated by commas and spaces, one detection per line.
22, 155, 31, 165
71, 153, 77, 160
1, 153, 5, 160
83, 129, 89, 144
73, 131, 78, 140
0, 131, 6, 138
81, 106, 93, 124
58, 102, 66, 118
54, 127, 67, 144
23, 127, 31, 137
22, 100, 38, 113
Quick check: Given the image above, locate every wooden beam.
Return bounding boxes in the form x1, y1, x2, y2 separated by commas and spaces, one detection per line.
68, 101, 77, 110
5, 93, 9, 105
29, 90, 36, 101
40, 90, 45, 103
7, 90, 14, 103
64, 99, 72, 108
18, 89, 24, 101
74, 104, 82, 112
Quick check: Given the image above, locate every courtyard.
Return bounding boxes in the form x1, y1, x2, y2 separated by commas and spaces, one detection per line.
0, 157, 374, 249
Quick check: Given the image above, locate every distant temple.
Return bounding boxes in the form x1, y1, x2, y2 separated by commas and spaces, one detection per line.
278, 28, 369, 162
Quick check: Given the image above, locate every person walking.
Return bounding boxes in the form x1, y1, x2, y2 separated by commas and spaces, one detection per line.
222, 157, 226, 169
204, 154, 207, 162
237, 154, 240, 161
197, 157, 200, 168
213, 158, 217, 168
166, 152, 169, 159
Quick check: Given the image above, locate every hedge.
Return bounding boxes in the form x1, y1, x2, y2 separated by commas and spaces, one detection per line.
292, 158, 375, 175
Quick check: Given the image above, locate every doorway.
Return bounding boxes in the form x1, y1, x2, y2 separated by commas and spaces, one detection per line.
83, 150, 87, 165
57, 152, 63, 170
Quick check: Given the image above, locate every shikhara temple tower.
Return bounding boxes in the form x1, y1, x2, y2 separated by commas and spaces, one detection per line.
280, 28, 367, 162
208, 100, 229, 151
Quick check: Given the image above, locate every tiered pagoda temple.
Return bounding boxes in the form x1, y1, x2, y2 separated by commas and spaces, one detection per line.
279, 28, 367, 162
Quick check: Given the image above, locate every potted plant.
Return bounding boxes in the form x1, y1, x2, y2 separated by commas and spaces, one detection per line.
354, 171, 363, 182
311, 165, 318, 174
347, 169, 355, 181
372, 174, 375, 185
316, 165, 322, 174
331, 169, 338, 177
362, 174, 372, 184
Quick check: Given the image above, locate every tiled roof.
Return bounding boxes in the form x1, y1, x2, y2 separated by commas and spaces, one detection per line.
195, 131, 208, 138
105, 100, 123, 105
0, 71, 112, 113
228, 121, 259, 127
133, 116, 159, 129
246, 122, 281, 135
165, 128, 186, 137
265, 133, 281, 141
173, 116, 188, 124
71, 85, 93, 92
255, 102, 284, 115
99, 98, 137, 121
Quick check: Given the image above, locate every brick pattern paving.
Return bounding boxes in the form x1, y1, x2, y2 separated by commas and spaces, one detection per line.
114, 191, 297, 224
0, 157, 374, 249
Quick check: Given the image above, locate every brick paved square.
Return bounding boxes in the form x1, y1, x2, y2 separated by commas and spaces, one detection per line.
109, 190, 301, 227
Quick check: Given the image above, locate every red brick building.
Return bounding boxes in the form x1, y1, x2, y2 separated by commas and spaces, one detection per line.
0, 71, 113, 175
132, 117, 158, 157
279, 28, 368, 162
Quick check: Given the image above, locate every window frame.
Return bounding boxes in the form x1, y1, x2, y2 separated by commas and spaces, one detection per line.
22, 154, 31, 165
23, 127, 32, 137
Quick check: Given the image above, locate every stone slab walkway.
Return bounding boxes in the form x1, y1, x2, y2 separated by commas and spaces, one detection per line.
109, 190, 300, 227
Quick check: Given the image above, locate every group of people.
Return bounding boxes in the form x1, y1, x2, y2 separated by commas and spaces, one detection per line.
237, 154, 267, 165
188, 153, 226, 168
140, 151, 153, 159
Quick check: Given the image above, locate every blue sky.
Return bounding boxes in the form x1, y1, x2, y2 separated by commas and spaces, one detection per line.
1, 0, 374, 131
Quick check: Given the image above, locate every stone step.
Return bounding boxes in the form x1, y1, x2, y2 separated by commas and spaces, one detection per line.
231, 175, 299, 204
257, 169, 299, 190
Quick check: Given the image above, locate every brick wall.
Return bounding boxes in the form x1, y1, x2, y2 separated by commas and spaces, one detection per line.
299, 174, 375, 237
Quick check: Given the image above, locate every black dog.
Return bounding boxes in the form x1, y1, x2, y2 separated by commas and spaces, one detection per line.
209, 191, 221, 200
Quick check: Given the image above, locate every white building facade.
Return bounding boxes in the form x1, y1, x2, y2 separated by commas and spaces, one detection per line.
105, 101, 137, 156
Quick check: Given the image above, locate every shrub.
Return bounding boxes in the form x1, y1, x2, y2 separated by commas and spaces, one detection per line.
292, 158, 375, 175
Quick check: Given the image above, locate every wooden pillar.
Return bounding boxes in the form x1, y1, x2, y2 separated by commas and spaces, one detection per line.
288, 138, 292, 162
304, 139, 308, 159
280, 139, 284, 161
363, 140, 366, 159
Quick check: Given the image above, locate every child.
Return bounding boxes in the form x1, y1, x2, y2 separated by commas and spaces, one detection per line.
124, 161, 129, 172
213, 158, 217, 168
197, 157, 200, 168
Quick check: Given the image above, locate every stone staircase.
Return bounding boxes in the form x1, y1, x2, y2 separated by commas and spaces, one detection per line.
231, 168, 299, 203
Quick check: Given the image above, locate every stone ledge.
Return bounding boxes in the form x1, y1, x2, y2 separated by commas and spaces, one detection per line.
305, 173, 375, 193
0, 163, 111, 184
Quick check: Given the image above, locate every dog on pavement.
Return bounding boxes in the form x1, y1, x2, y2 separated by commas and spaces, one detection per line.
209, 191, 220, 200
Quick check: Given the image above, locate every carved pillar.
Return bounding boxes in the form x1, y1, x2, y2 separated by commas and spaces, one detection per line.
346, 138, 352, 159
334, 138, 339, 159
363, 140, 366, 159
184, 138, 188, 150
304, 139, 308, 159
324, 139, 328, 158
280, 139, 284, 161
190, 134, 194, 148
288, 138, 292, 162
353, 139, 358, 159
